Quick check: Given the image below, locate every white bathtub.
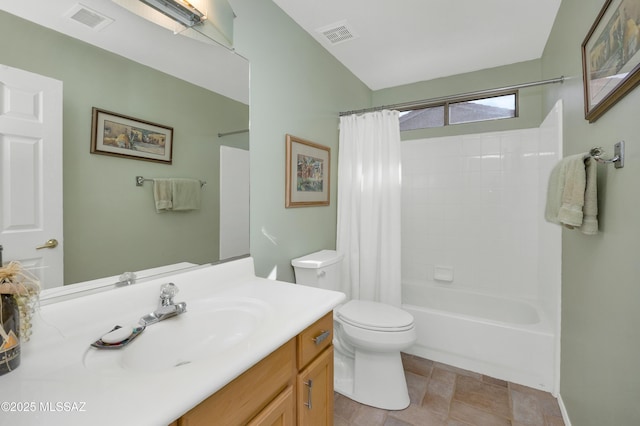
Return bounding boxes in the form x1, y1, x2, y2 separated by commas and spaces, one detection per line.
402, 283, 556, 393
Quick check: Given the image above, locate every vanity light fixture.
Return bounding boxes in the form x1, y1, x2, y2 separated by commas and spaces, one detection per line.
114, 0, 234, 48
138, 0, 205, 28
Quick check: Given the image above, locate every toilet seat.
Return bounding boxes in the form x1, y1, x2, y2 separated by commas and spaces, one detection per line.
336, 300, 414, 332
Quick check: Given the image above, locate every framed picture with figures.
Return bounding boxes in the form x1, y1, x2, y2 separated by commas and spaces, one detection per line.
285, 134, 330, 207
90, 107, 173, 164
582, 0, 640, 122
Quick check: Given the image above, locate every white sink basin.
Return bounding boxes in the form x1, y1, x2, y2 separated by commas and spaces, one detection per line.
83, 297, 271, 373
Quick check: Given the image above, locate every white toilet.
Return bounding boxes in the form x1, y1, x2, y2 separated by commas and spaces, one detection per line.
291, 249, 416, 410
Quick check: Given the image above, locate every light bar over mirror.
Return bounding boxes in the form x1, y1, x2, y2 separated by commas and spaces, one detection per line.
139, 0, 205, 28
112, 0, 235, 48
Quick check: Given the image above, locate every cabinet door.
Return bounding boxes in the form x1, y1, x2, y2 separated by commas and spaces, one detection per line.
297, 347, 334, 426
247, 386, 294, 426
179, 340, 295, 426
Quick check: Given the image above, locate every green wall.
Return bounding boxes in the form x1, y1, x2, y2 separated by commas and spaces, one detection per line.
541, 0, 640, 424
0, 11, 249, 284
8, 2, 637, 421
232, 0, 371, 282
373, 59, 545, 140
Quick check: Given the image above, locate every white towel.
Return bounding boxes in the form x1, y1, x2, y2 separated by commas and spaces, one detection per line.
171, 178, 201, 211
580, 158, 598, 235
545, 154, 598, 234
557, 154, 586, 227
153, 179, 173, 212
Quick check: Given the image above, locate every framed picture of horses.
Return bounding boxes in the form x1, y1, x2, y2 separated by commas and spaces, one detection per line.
90, 107, 173, 164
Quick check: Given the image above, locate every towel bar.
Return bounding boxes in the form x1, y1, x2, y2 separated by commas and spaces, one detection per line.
135, 176, 206, 188
584, 141, 624, 169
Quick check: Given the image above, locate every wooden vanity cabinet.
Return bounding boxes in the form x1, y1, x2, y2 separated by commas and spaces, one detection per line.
173, 311, 334, 426
296, 311, 334, 425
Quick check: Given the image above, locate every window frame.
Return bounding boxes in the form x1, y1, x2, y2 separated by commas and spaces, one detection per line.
398, 89, 519, 130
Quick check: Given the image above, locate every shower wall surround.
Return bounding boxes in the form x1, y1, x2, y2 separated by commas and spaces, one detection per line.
401, 104, 561, 310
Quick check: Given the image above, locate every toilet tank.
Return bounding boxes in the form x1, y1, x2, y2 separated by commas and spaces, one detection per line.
291, 250, 343, 291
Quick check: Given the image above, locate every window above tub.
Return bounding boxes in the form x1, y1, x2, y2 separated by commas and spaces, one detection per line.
399, 91, 518, 131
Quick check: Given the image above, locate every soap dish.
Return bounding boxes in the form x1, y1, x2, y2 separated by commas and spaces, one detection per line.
91, 325, 145, 349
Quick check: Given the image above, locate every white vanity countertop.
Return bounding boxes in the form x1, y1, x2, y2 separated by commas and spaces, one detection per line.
0, 257, 345, 426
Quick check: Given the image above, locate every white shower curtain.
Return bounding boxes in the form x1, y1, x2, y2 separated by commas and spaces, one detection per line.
337, 110, 402, 306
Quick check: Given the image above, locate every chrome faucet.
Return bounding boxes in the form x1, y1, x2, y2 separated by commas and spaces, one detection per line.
140, 283, 187, 326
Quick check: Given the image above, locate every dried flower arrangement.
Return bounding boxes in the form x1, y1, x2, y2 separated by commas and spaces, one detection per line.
0, 262, 40, 342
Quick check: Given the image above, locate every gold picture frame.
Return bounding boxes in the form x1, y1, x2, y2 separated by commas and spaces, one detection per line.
90, 107, 173, 164
285, 134, 330, 208
582, 0, 640, 122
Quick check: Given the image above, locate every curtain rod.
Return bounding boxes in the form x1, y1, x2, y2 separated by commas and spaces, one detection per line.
217, 129, 249, 137
339, 76, 565, 117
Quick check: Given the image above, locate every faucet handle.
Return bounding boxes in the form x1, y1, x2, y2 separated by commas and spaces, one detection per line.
116, 271, 137, 287
159, 282, 179, 303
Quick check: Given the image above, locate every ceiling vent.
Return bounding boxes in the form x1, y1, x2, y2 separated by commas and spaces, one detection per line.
65, 4, 114, 31
316, 20, 358, 45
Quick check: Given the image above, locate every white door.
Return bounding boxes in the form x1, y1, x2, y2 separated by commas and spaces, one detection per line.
0, 64, 63, 289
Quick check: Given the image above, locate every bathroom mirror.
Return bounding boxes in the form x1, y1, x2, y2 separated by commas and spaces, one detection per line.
0, 1, 250, 288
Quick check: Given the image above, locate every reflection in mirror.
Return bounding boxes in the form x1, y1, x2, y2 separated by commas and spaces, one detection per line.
0, 2, 249, 289
39, 262, 200, 305
113, 0, 236, 49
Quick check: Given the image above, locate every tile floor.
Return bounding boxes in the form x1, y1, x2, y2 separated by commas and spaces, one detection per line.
334, 353, 565, 426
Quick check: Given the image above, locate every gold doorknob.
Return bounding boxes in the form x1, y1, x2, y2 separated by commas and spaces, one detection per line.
36, 239, 58, 250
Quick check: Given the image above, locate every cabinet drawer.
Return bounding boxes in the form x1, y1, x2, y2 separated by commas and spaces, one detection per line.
297, 311, 333, 368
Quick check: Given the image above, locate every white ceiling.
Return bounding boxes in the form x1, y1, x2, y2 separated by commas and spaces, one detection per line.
3, 1, 562, 102
273, 0, 562, 91
0, 0, 249, 104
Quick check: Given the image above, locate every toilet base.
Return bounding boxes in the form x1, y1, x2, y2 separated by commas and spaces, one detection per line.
334, 348, 410, 410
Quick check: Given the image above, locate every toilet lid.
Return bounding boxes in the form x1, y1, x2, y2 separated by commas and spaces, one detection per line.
337, 300, 414, 331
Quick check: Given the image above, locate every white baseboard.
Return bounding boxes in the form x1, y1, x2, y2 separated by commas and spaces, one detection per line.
557, 393, 572, 426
